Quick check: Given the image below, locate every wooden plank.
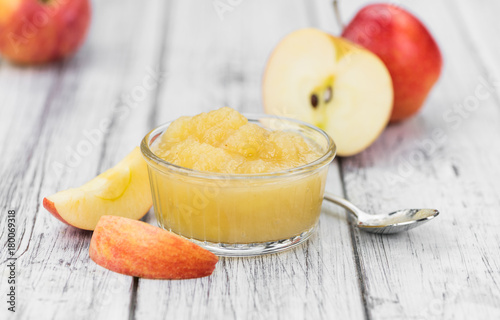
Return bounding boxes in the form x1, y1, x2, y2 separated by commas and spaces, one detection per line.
135, 1, 365, 319
0, 0, 168, 319
0, 54, 63, 320
314, 0, 500, 319
453, 0, 500, 217
0, 65, 60, 258
453, 0, 500, 86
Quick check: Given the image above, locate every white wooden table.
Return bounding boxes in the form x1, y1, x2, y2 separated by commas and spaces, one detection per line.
1, 0, 500, 319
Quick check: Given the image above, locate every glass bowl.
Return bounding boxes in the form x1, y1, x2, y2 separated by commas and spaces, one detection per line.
141, 114, 336, 256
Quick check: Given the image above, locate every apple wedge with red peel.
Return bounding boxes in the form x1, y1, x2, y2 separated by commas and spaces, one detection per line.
90, 216, 219, 279
43, 147, 152, 230
263, 28, 393, 157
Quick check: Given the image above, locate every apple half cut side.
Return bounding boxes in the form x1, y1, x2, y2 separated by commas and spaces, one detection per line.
90, 216, 219, 279
43, 147, 152, 230
263, 28, 393, 156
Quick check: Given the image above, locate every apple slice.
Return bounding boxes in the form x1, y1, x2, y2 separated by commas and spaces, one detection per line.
43, 147, 152, 230
263, 28, 393, 156
90, 216, 219, 279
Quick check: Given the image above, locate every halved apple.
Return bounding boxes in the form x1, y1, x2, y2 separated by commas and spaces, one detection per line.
43, 147, 152, 230
263, 28, 393, 156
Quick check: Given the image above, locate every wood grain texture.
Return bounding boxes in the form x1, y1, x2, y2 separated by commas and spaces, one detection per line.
321, 1, 500, 319
136, 1, 364, 319
0, 0, 499, 319
0, 0, 168, 319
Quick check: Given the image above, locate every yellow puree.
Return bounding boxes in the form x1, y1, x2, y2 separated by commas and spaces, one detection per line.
150, 107, 327, 243
152, 107, 321, 173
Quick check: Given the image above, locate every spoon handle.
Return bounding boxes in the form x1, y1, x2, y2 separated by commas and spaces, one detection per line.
323, 192, 365, 220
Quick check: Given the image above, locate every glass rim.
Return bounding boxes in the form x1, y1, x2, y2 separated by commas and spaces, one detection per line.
140, 113, 336, 180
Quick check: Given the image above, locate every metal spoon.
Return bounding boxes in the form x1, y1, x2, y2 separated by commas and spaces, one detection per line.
323, 192, 439, 234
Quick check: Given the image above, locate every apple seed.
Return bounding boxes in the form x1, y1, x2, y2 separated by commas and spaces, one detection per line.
310, 94, 319, 108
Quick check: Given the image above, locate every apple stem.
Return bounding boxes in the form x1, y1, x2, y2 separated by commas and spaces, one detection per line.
333, 0, 345, 32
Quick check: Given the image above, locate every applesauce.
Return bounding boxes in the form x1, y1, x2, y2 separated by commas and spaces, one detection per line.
141, 108, 336, 256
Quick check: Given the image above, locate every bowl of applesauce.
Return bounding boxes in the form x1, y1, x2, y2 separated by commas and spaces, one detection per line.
141, 108, 336, 256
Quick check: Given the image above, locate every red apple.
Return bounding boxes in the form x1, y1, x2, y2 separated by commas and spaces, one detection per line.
342, 4, 442, 122
0, 0, 91, 64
